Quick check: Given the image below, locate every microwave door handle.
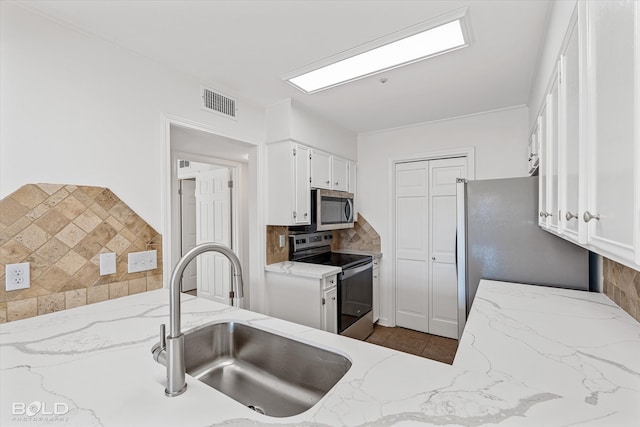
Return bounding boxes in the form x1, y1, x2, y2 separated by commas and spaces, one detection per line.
345, 199, 353, 222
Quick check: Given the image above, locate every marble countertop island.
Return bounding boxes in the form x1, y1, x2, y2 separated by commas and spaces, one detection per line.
454, 279, 640, 427
0, 288, 626, 426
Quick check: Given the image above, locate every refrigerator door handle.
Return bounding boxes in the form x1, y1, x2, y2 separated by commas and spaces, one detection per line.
455, 180, 467, 340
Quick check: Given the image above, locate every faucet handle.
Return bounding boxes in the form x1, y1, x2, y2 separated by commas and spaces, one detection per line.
160, 324, 166, 349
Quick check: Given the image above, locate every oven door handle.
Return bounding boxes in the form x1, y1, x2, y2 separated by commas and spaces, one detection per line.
340, 261, 373, 279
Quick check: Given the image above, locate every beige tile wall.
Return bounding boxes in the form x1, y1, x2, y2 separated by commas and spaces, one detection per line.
603, 258, 640, 322
0, 184, 163, 323
266, 226, 289, 265
332, 214, 381, 253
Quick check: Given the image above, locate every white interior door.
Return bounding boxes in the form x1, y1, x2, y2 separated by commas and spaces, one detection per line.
395, 161, 430, 333
428, 158, 466, 339
180, 179, 197, 292
196, 168, 231, 304
395, 157, 466, 337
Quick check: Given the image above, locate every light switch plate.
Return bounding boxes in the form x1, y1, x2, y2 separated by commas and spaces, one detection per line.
128, 250, 157, 273
99, 252, 117, 275
6, 262, 30, 291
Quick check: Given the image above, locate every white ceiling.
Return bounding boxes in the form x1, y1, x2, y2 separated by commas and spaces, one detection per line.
21, 0, 550, 133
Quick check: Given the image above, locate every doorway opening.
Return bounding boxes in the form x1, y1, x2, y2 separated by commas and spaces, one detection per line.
177, 159, 236, 303
166, 122, 259, 309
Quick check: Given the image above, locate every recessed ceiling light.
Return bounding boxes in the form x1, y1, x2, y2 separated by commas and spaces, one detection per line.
285, 11, 469, 94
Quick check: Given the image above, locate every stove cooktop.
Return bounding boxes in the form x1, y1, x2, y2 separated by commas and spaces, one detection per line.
298, 252, 372, 270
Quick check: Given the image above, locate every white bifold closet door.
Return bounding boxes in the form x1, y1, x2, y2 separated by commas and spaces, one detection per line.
395, 157, 466, 338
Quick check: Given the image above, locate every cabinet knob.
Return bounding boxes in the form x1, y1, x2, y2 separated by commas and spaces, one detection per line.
326, 180, 330, 184
304, 212, 308, 218
565, 211, 578, 221
331, 297, 336, 301
432, 257, 436, 261
335, 182, 339, 186
583, 211, 600, 222
293, 211, 297, 218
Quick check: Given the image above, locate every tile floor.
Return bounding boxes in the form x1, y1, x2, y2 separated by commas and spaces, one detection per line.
365, 324, 459, 364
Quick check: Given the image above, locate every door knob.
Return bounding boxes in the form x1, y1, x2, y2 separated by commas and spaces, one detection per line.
583, 211, 600, 222
565, 211, 578, 221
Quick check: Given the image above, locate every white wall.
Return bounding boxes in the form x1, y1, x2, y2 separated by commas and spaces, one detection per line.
0, 2, 265, 231
528, 0, 577, 128
357, 106, 529, 324
265, 99, 357, 160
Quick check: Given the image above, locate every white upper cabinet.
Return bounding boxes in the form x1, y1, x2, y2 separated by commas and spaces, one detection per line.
527, 129, 539, 175
539, 1, 639, 268
310, 149, 353, 192
583, 0, 637, 261
538, 108, 549, 227
267, 141, 311, 226
310, 150, 332, 189
558, 16, 583, 242
332, 156, 349, 192
546, 71, 560, 233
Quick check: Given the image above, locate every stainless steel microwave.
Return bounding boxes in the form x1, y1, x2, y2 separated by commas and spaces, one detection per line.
313, 189, 354, 231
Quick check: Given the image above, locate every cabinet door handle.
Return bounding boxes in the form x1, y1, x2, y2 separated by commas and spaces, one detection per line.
565, 211, 578, 221
326, 180, 330, 184
331, 297, 336, 301
293, 211, 297, 218
583, 211, 600, 222
335, 182, 339, 186
304, 212, 308, 218
432, 257, 436, 261
539, 211, 551, 218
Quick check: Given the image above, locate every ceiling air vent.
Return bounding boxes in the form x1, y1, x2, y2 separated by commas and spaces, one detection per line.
201, 86, 237, 119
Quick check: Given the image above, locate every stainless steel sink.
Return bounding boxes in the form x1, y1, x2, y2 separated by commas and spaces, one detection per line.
155, 321, 352, 417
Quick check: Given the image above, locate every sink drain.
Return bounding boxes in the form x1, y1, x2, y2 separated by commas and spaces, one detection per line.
247, 405, 266, 415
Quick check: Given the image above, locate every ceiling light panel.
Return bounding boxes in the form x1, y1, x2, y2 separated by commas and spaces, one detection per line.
286, 12, 469, 94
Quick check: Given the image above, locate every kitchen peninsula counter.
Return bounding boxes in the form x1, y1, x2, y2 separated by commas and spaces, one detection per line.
454, 279, 640, 426
0, 288, 625, 426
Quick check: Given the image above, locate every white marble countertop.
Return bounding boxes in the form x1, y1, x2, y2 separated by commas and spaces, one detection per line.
0, 288, 616, 426
454, 279, 640, 427
264, 261, 341, 279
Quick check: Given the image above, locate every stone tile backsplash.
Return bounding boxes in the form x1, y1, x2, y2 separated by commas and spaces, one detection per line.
603, 258, 640, 322
265, 213, 381, 265
0, 184, 163, 323
332, 214, 381, 253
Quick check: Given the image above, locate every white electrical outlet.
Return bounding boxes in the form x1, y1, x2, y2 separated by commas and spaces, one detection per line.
128, 250, 157, 273
5, 262, 30, 291
279, 235, 286, 248
99, 252, 117, 276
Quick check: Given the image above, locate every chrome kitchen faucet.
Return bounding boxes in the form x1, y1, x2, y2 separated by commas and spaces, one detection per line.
152, 242, 244, 397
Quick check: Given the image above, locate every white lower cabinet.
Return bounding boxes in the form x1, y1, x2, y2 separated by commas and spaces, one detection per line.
322, 286, 338, 334
265, 271, 338, 333
537, 1, 640, 268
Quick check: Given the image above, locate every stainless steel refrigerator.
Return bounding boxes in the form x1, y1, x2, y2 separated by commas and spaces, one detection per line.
456, 176, 590, 337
